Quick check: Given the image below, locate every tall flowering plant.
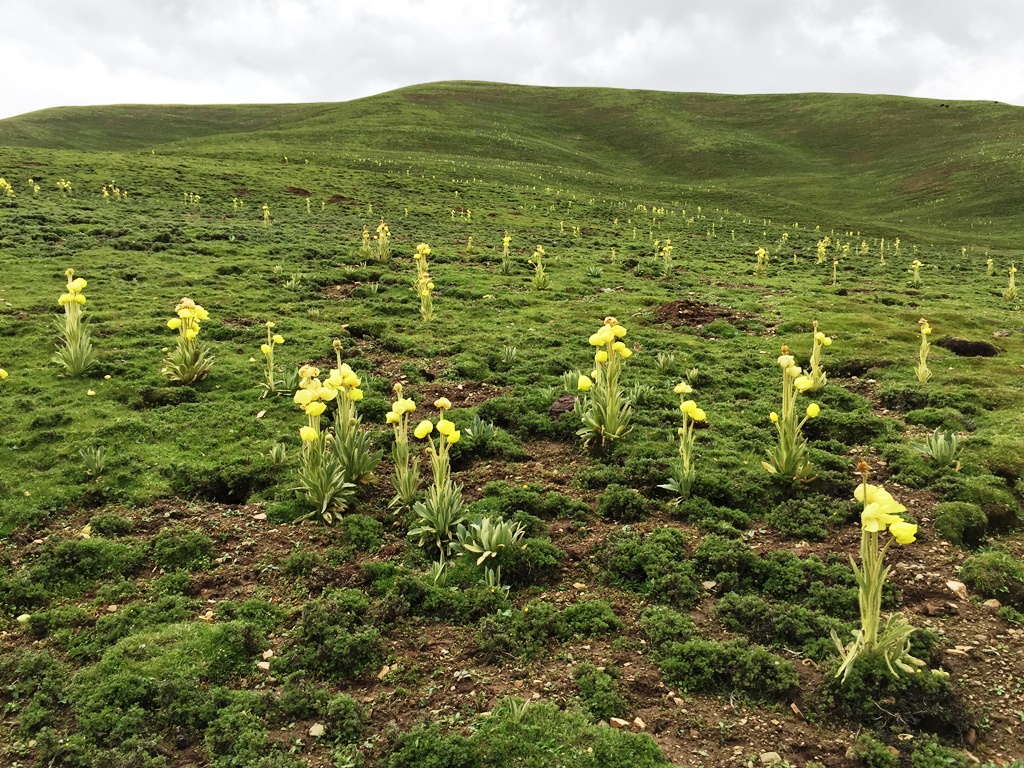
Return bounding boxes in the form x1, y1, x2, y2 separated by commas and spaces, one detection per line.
385, 383, 420, 508
408, 398, 465, 555
808, 320, 832, 391
761, 346, 820, 481
576, 317, 634, 447
658, 382, 707, 501
162, 297, 214, 384
293, 364, 353, 522
54, 268, 98, 377
832, 463, 924, 682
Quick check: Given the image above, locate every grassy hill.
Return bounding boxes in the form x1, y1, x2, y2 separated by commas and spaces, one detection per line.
3, 81, 1024, 245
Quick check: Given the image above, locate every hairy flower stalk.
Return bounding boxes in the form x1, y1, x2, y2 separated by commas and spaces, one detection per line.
259, 321, 285, 396
754, 247, 768, 277
576, 317, 634, 447
412, 243, 435, 321
373, 218, 392, 261
1005, 262, 1018, 302
293, 363, 353, 523
832, 463, 924, 682
529, 245, 550, 290
761, 345, 820, 481
500, 231, 513, 275
161, 297, 214, 384
808, 320, 832, 391
915, 318, 932, 384
386, 383, 420, 508
659, 382, 707, 501
408, 397, 466, 556
53, 268, 98, 377
910, 259, 923, 287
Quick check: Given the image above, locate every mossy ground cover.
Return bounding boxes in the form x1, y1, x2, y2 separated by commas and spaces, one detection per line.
2, 83, 1024, 766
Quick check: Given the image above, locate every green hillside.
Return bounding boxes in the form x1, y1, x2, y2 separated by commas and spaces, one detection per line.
3, 81, 1023, 244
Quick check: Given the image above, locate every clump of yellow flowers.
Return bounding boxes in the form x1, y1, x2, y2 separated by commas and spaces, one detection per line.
808, 320, 833, 391
577, 317, 634, 447
162, 297, 214, 385
500, 231, 513, 275
754, 247, 769, 277
832, 462, 924, 683
910, 259, 923, 288
258, 321, 286, 396
529, 245, 550, 290
54, 268, 98, 378
386, 383, 420, 508
408, 397, 466, 556
374, 218, 392, 261
1005, 262, 1018, 302
293, 350, 381, 523
294, 363, 354, 522
915, 318, 932, 384
761, 345, 821, 481
659, 382, 707, 501
412, 243, 435, 321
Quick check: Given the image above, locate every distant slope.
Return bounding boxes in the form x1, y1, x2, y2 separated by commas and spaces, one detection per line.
3, 81, 1023, 241
0, 103, 333, 151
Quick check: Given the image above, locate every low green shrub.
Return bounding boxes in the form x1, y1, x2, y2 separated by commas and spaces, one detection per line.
573, 663, 627, 722
713, 592, 848, 661
596, 484, 648, 522
819, 652, 972, 736
951, 475, 1019, 530
151, 527, 217, 571
960, 550, 1024, 605
659, 637, 798, 701
596, 526, 700, 607
87, 513, 133, 538
278, 589, 382, 681
933, 501, 988, 547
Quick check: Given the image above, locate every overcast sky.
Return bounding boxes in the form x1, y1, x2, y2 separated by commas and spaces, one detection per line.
2, 0, 1019, 120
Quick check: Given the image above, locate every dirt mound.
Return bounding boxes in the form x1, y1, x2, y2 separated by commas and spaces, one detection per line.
285, 186, 311, 197
654, 299, 754, 328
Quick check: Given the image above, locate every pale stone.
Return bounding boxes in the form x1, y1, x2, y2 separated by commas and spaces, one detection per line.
308, 723, 325, 737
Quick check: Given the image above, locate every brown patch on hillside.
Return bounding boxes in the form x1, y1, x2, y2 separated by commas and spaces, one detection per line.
653, 299, 755, 329
285, 186, 311, 197
899, 163, 967, 196
326, 194, 357, 206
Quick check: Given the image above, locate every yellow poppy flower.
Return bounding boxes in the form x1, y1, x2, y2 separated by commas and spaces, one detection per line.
414, 420, 434, 439
272, 334, 284, 345
305, 401, 327, 417
436, 418, 455, 436
299, 426, 317, 442
434, 397, 452, 410
806, 403, 820, 418
577, 374, 593, 391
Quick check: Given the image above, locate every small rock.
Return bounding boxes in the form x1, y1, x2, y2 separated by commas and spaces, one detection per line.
253, 513, 267, 521
983, 599, 1002, 609
701, 580, 717, 591
673, 697, 685, 707
790, 702, 804, 720
633, 716, 646, 731
994, 330, 1013, 338
256, 661, 271, 671
609, 717, 630, 729
262, 649, 274, 660
572, 582, 587, 590
377, 665, 391, 680
946, 580, 969, 600
760, 752, 782, 766
107, 605, 119, 613
308, 723, 325, 737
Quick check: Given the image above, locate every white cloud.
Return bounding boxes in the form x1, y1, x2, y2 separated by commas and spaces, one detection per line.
1, 0, 1022, 119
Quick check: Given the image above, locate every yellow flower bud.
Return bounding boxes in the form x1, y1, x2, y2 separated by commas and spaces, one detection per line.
260, 344, 272, 356
386, 411, 400, 424
317, 387, 337, 401
770, 412, 779, 423
414, 419, 434, 439
436, 418, 455, 436
0, 369, 7, 379
806, 403, 820, 418
74, 294, 86, 304
577, 374, 593, 391
293, 390, 314, 406
448, 430, 461, 444
434, 397, 452, 410
674, 382, 692, 395
184, 328, 198, 340
595, 350, 608, 364
794, 376, 813, 392
680, 400, 697, 416
888, 520, 918, 545
305, 401, 327, 417
612, 325, 627, 338
272, 334, 284, 345
777, 355, 795, 368
349, 388, 364, 401
692, 408, 707, 422
300, 426, 317, 442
